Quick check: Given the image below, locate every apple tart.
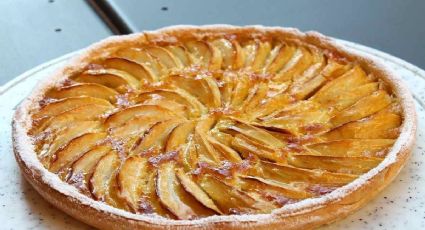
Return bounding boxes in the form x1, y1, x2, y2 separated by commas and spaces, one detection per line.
13, 25, 416, 229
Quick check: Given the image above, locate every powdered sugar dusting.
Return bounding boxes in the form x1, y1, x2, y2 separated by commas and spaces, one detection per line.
12, 25, 416, 227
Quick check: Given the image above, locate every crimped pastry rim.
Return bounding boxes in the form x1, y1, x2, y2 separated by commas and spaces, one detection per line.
12, 25, 417, 229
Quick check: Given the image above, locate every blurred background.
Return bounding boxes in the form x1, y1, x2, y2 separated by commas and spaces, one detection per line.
1, 0, 424, 85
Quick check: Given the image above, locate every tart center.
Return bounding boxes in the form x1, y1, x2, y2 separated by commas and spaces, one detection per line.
29, 36, 402, 219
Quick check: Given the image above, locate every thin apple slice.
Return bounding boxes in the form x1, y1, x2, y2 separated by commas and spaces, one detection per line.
90, 151, 120, 201
242, 82, 268, 112
323, 111, 402, 140
114, 47, 165, 81
145, 46, 182, 69
73, 68, 140, 91
266, 44, 297, 74
228, 122, 285, 149
231, 134, 286, 163
102, 57, 155, 83
206, 135, 242, 163
272, 47, 309, 82
307, 139, 395, 157
139, 97, 189, 118
230, 40, 245, 69
168, 74, 221, 108
248, 93, 294, 119
260, 109, 330, 135
219, 71, 236, 107
238, 175, 312, 199
137, 88, 207, 117
90, 151, 128, 209
179, 135, 199, 171
109, 113, 174, 139
38, 121, 100, 167
257, 161, 357, 185
241, 40, 257, 68
68, 144, 111, 193
164, 45, 191, 67
209, 38, 235, 69
329, 82, 379, 115
310, 65, 370, 105
33, 96, 111, 120
104, 104, 178, 128
132, 119, 183, 154
32, 103, 111, 135
165, 121, 196, 152
176, 168, 222, 213
50, 132, 107, 173
194, 117, 222, 164
229, 73, 251, 108
287, 154, 382, 175
184, 40, 221, 69
117, 156, 148, 212
46, 83, 119, 102
157, 163, 216, 219
197, 174, 259, 214
330, 90, 393, 127
251, 41, 271, 72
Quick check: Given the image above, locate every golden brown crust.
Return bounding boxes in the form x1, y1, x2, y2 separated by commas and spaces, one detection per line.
12, 25, 416, 229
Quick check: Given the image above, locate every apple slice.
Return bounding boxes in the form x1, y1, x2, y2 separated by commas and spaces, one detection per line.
32, 103, 111, 135
323, 111, 402, 140
310, 65, 370, 105
257, 161, 357, 185
307, 139, 395, 157
176, 168, 222, 213
241, 82, 268, 112
197, 174, 259, 214
229, 73, 251, 108
114, 47, 165, 81
117, 156, 148, 212
230, 40, 245, 69
206, 135, 242, 163
209, 38, 235, 69
184, 40, 221, 70
73, 68, 140, 92
248, 93, 294, 119
179, 135, 198, 171
90, 151, 120, 202
164, 45, 191, 67
33, 96, 111, 120
168, 74, 221, 108
273, 47, 311, 82
68, 144, 111, 194
238, 175, 312, 199
38, 121, 100, 168
139, 97, 189, 118
287, 154, 382, 175
330, 90, 393, 127
157, 163, 216, 219
136, 89, 206, 118
145, 46, 182, 69
132, 119, 183, 154
49, 132, 107, 173
194, 117, 222, 164
46, 83, 119, 102
165, 121, 196, 152
104, 104, 178, 129
231, 134, 286, 163
251, 41, 271, 72
228, 122, 285, 149
102, 57, 155, 83
266, 44, 297, 74
260, 109, 330, 135
241, 40, 257, 68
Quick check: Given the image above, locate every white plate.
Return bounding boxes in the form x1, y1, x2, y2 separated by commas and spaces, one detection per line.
0, 40, 424, 230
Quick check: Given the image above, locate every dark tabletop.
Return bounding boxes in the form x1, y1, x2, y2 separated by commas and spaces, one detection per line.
1, 0, 424, 85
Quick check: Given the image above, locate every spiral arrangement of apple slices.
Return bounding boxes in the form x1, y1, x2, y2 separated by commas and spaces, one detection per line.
30, 35, 402, 220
